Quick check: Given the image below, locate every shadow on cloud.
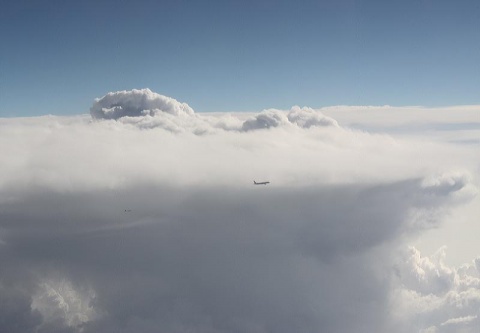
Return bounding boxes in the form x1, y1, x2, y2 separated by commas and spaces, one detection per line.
0, 89, 478, 333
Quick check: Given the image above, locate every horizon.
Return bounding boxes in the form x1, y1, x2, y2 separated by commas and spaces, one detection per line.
3, 86, 480, 118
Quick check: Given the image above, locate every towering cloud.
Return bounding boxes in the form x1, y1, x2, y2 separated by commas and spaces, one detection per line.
90, 88, 194, 120
0, 89, 478, 333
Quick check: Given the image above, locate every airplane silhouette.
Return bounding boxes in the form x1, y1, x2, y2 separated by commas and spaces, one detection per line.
254, 180, 270, 185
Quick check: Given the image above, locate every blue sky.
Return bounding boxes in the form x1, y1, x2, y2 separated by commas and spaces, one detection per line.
1, 0, 479, 116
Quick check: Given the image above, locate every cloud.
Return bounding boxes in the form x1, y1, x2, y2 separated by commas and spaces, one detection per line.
321, 104, 480, 145
31, 278, 96, 331
90, 89, 339, 134
241, 109, 290, 131
0, 89, 479, 332
2, 181, 469, 333
287, 106, 339, 128
241, 106, 338, 132
90, 88, 194, 120
391, 247, 480, 333
0, 277, 42, 333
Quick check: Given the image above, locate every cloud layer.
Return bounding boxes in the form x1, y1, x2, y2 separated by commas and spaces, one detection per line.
0, 89, 478, 332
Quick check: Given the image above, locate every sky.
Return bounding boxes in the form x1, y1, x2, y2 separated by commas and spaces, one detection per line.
1, 0, 479, 116
1, 1, 480, 332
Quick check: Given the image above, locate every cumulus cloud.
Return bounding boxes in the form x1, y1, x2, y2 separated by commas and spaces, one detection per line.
392, 247, 480, 333
240, 106, 338, 132
241, 109, 290, 131
90, 89, 340, 134
90, 88, 194, 120
287, 105, 339, 128
0, 89, 479, 332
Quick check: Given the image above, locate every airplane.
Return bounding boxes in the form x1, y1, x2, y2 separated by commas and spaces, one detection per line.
254, 180, 270, 185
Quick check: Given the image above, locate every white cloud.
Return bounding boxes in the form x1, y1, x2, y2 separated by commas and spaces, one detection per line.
287, 105, 339, 128
91, 89, 340, 134
321, 104, 480, 145
241, 106, 338, 132
0, 89, 479, 332
391, 247, 480, 333
90, 88, 194, 120
441, 315, 477, 326
32, 277, 96, 330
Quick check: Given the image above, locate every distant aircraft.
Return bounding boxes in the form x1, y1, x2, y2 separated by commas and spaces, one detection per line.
254, 180, 270, 185
124, 209, 132, 212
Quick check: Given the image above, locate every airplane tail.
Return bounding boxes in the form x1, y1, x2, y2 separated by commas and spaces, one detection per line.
254, 181, 257, 184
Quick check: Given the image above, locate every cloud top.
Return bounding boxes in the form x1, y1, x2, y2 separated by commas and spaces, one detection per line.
90, 88, 194, 120
287, 106, 339, 128
90, 89, 339, 134
241, 106, 338, 131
